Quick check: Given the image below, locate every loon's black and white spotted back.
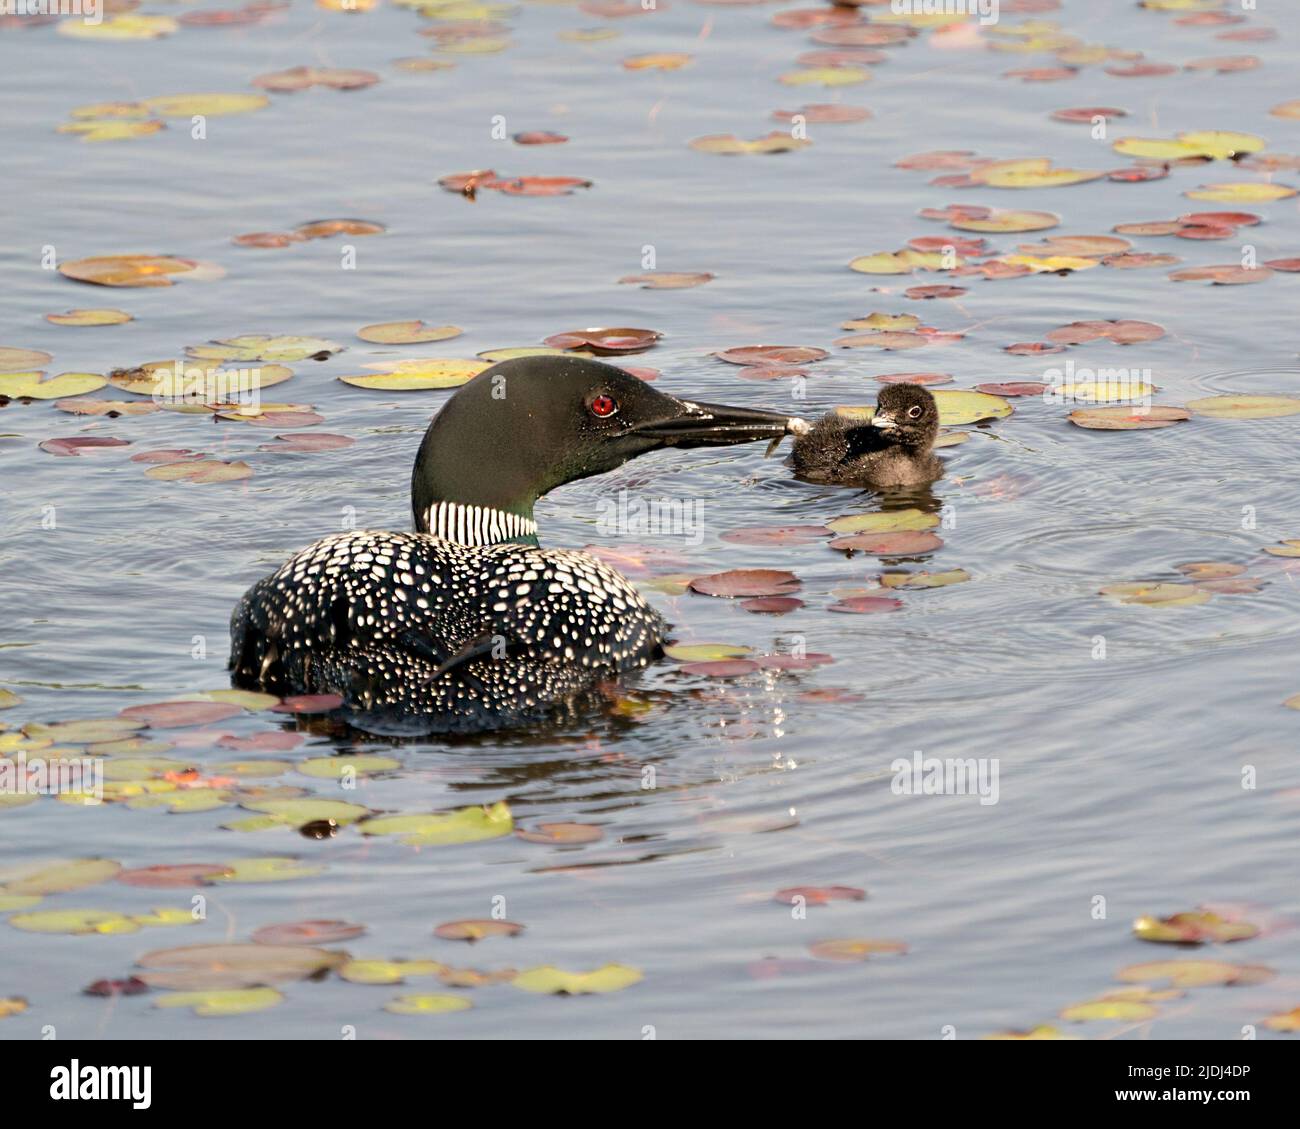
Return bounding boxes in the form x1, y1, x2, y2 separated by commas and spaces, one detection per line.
230, 356, 805, 734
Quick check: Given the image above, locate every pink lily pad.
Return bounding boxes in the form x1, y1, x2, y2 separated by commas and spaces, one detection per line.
690, 569, 801, 597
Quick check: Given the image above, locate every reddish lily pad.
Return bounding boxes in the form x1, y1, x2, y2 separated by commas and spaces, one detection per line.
828, 531, 943, 555
678, 660, 761, 678
715, 345, 828, 366
689, 569, 801, 597
117, 865, 234, 888
741, 597, 804, 614
119, 701, 242, 729
774, 886, 865, 906
39, 436, 131, 457
827, 595, 904, 614
251, 920, 367, 945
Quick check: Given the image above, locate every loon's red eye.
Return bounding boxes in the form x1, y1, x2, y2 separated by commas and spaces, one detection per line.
590, 394, 618, 418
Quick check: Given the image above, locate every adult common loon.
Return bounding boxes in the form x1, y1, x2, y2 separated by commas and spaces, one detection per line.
229, 355, 806, 735
791, 383, 943, 488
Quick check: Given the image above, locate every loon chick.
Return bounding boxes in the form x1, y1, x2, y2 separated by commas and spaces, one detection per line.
229, 355, 804, 735
791, 383, 943, 488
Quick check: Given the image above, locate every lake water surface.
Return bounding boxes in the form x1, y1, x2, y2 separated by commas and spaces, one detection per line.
2, 0, 1299, 1039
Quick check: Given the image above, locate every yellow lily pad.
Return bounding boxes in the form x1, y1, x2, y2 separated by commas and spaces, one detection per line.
1060, 999, 1158, 1022
930, 389, 1013, 425
58, 120, 166, 142
0, 372, 107, 399
9, 908, 138, 935
339, 359, 488, 390
662, 643, 754, 662
0, 858, 121, 896
359, 801, 513, 846
209, 858, 325, 883
23, 717, 143, 742
142, 93, 270, 118
849, 250, 961, 275
231, 798, 373, 829
511, 964, 643, 994
186, 336, 341, 363
1185, 182, 1297, 203
296, 755, 401, 780
1187, 395, 1300, 419
340, 959, 446, 985
45, 308, 133, 327
825, 509, 939, 535
1101, 582, 1211, 607
155, 988, 284, 1016
58, 14, 179, 39
385, 993, 473, 1014
356, 321, 463, 344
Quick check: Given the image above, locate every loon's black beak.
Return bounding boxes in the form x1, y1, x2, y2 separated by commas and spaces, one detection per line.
629, 398, 809, 448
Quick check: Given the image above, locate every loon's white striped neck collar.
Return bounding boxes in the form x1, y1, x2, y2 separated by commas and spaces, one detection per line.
424, 501, 538, 547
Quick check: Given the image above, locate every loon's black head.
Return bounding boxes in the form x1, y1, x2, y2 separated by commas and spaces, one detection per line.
862, 383, 940, 452
411, 355, 806, 540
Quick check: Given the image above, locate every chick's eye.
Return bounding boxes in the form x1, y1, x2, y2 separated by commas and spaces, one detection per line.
590, 394, 618, 418
907, 405, 922, 419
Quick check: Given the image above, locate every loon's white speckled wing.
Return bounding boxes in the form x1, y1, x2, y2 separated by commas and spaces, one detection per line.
229, 530, 665, 733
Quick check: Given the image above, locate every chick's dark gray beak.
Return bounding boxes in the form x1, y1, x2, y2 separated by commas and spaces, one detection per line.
630, 398, 808, 448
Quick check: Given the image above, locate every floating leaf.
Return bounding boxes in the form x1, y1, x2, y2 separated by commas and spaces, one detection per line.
515, 822, 603, 845
1116, 960, 1272, 989
187, 335, 341, 363
0, 372, 107, 399
136, 942, 346, 990
210, 858, 325, 884
690, 132, 812, 155
1189, 395, 1300, 418
296, 755, 400, 779
339, 360, 488, 390
9, 909, 138, 935
59, 255, 216, 288
359, 802, 513, 846
385, 993, 472, 1014
142, 93, 270, 118
828, 531, 942, 555
0, 858, 121, 896
1185, 182, 1296, 203
827, 595, 905, 614
663, 642, 754, 662
356, 321, 463, 344
45, 309, 132, 327
253, 66, 380, 92
251, 920, 366, 945
1133, 910, 1259, 945
144, 460, 254, 484
1060, 999, 1158, 1022
825, 509, 938, 535
808, 938, 907, 961
930, 389, 1013, 425
118, 865, 234, 889
880, 569, 970, 589
1101, 582, 1211, 607
512, 964, 642, 995
339, 959, 445, 985
618, 272, 713, 289
434, 919, 526, 940
774, 886, 865, 906
715, 345, 826, 366
119, 700, 243, 728
689, 569, 800, 597
1069, 406, 1190, 430
154, 987, 283, 1016
677, 660, 760, 678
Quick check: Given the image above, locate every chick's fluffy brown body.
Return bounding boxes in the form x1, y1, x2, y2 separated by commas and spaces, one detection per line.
791, 384, 944, 488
